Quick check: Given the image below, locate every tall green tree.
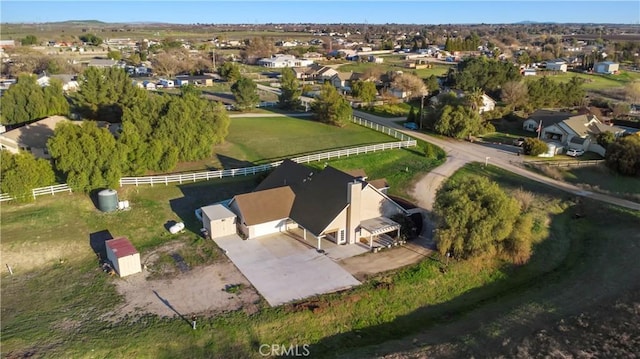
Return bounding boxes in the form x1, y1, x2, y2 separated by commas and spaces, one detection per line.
119, 90, 230, 174
73, 67, 146, 122
434, 176, 521, 259
0, 150, 55, 202
605, 135, 640, 176
231, 77, 259, 110
311, 82, 353, 127
434, 104, 486, 139
0, 74, 68, 125
596, 131, 616, 149
48, 121, 124, 192
218, 62, 241, 82
278, 67, 301, 110
452, 57, 520, 92
351, 80, 377, 103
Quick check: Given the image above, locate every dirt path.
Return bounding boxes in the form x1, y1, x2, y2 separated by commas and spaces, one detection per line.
410, 156, 469, 211
105, 259, 260, 321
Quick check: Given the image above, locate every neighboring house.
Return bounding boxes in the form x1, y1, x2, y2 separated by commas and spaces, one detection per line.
522, 109, 574, 133
88, 58, 118, 68
257, 54, 314, 68
594, 61, 619, 74
479, 94, 496, 113
142, 81, 156, 90
545, 59, 568, 72
522, 68, 537, 76
219, 160, 406, 249
429, 89, 494, 113
329, 72, 363, 92
159, 78, 175, 88
0, 116, 73, 159
540, 113, 625, 156
389, 87, 410, 100
174, 75, 214, 87
37, 73, 79, 92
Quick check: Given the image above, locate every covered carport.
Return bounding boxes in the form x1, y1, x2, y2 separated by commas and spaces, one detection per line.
360, 217, 401, 250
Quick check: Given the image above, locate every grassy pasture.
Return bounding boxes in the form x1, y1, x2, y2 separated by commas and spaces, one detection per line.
169, 116, 396, 172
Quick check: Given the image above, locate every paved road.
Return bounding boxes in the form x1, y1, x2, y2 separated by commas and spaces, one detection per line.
353, 110, 640, 211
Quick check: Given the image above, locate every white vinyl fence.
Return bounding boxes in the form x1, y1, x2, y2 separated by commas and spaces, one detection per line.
119, 116, 416, 187
0, 184, 72, 203
1, 116, 417, 199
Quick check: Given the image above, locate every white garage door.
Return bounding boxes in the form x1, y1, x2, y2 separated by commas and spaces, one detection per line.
250, 218, 288, 238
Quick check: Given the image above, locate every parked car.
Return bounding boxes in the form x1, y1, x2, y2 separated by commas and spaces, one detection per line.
403, 122, 418, 130
512, 137, 525, 147
566, 149, 585, 157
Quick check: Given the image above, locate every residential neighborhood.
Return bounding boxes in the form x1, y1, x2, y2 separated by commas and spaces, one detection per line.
1, 3, 640, 359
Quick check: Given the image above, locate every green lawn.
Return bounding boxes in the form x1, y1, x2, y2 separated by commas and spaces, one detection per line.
357, 102, 413, 118
5, 159, 639, 358
526, 70, 640, 90
559, 164, 640, 198
337, 61, 451, 79
168, 116, 397, 172
307, 141, 445, 199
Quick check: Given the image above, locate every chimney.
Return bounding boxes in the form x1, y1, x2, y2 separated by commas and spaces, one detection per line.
346, 181, 362, 245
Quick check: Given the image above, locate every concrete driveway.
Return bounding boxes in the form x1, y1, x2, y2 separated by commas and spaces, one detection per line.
213, 234, 361, 306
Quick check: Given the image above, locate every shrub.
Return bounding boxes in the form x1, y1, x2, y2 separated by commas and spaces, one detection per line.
523, 138, 548, 156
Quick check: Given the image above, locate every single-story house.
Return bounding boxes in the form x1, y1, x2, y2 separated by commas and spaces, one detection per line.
36, 73, 79, 92
545, 59, 568, 72
594, 61, 619, 74
479, 94, 496, 113
88, 58, 118, 68
159, 78, 174, 88
0, 116, 72, 158
223, 160, 406, 249
540, 113, 625, 156
142, 81, 156, 90
201, 204, 237, 239
174, 75, 214, 87
257, 54, 314, 68
429, 89, 495, 113
105, 237, 141, 277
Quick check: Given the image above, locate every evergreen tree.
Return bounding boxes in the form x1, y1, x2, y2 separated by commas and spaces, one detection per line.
351, 80, 377, 103
0, 74, 68, 125
0, 150, 55, 202
407, 106, 416, 123
231, 77, 260, 110
74, 67, 146, 122
311, 82, 353, 127
218, 62, 241, 82
278, 67, 301, 110
48, 121, 125, 192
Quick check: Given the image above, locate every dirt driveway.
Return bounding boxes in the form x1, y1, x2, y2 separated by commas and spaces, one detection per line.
104, 245, 260, 320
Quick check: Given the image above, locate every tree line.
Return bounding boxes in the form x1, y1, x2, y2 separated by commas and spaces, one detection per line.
0, 74, 69, 125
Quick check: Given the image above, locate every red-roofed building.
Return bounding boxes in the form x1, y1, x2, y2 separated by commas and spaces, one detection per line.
105, 237, 141, 277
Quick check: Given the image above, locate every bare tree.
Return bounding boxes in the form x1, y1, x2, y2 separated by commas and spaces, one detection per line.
151, 49, 189, 77
501, 81, 529, 110
391, 72, 427, 98
625, 81, 640, 104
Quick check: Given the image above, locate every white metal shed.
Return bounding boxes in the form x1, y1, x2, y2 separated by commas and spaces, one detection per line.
201, 204, 237, 239
105, 237, 141, 277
